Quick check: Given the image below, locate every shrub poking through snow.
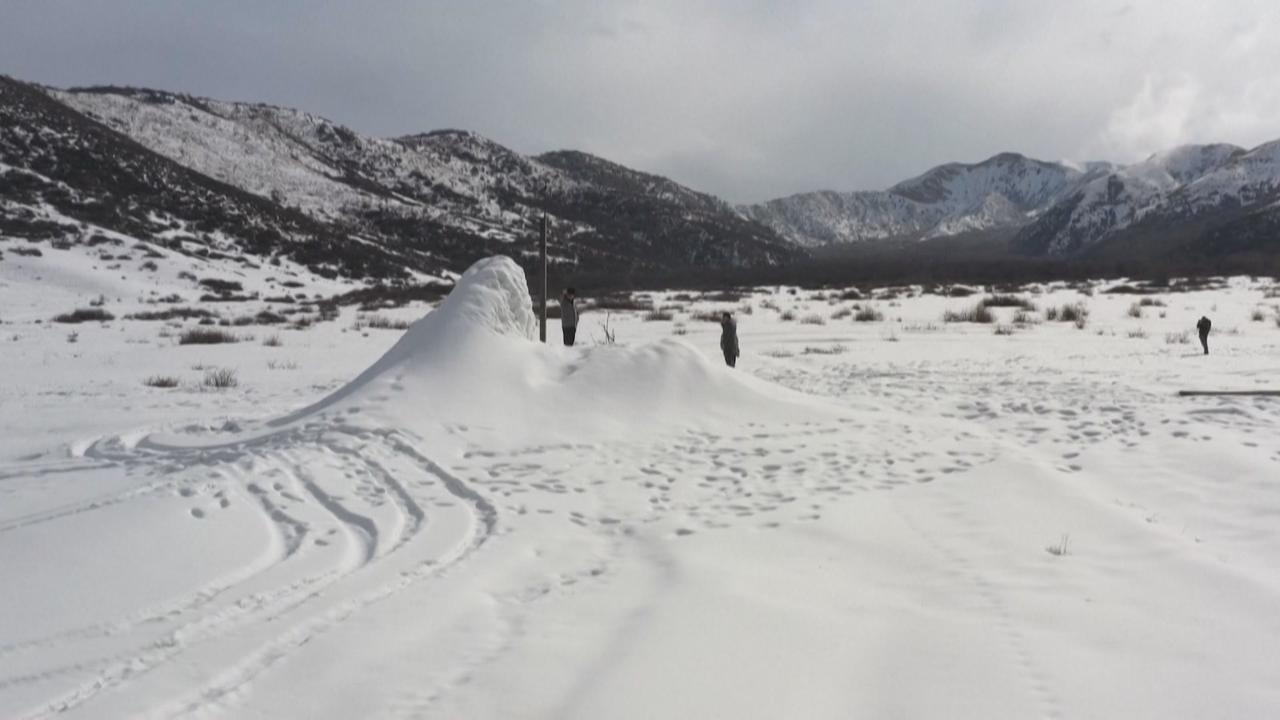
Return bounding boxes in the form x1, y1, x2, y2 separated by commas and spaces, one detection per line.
982, 294, 1036, 310
643, 309, 674, 321
262, 334, 282, 347
1165, 331, 1190, 344
830, 307, 853, 320
1046, 534, 1070, 557
53, 308, 114, 323
779, 310, 796, 322
672, 323, 688, 336
994, 324, 1015, 335
203, 367, 238, 388
1139, 298, 1166, 307
363, 314, 411, 330
800, 313, 826, 325
1012, 310, 1038, 325
143, 375, 180, 388
802, 345, 846, 355
1250, 307, 1266, 322
854, 306, 884, 322
943, 302, 994, 323
179, 327, 239, 345
1047, 303, 1089, 324
1127, 328, 1148, 339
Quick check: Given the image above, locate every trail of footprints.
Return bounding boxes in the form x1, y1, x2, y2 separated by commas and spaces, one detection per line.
463, 419, 997, 537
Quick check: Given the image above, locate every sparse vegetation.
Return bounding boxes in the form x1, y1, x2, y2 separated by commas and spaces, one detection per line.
982, 294, 1036, 310
1127, 328, 1148, 339
360, 314, 411, 330
262, 334, 282, 347
1012, 310, 1038, 325
779, 309, 796, 322
854, 306, 884, 322
126, 307, 217, 321
1165, 331, 1191, 345
1250, 307, 1266, 322
943, 302, 995, 323
203, 367, 238, 388
1046, 534, 1071, 557
1046, 303, 1089, 324
799, 313, 826, 325
993, 324, 1015, 335
53, 307, 114, 323
179, 327, 240, 345
643, 309, 674, 322
143, 375, 180, 388
802, 345, 846, 355
1127, 302, 1144, 319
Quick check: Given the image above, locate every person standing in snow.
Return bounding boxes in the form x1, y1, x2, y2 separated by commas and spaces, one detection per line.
1196, 315, 1212, 355
560, 288, 578, 347
720, 311, 740, 368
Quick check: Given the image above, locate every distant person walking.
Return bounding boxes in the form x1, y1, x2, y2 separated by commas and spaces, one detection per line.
720, 312, 739, 368
1197, 315, 1212, 355
560, 288, 578, 347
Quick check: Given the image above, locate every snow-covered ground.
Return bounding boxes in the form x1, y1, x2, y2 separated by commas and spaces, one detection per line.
3, 254, 1280, 719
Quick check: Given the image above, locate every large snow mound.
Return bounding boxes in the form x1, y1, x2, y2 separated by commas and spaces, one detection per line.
259, 256, 826, 442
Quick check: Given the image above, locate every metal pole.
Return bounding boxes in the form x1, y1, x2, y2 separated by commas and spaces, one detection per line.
539, 213, 548, 343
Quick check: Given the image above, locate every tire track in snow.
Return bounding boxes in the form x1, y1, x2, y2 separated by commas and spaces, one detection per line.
151, 431, 496, 718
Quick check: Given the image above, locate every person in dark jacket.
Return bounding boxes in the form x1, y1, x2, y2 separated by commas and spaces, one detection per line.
560, 288, 578, 346
720, 312, 739, 367
1196, 315, 1212, 355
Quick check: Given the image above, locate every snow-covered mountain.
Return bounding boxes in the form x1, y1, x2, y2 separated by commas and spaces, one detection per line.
741, 153, 1115, 247
1010, 143, 1280, 254
746, 143, 1280, 259
0, 76, 801, 285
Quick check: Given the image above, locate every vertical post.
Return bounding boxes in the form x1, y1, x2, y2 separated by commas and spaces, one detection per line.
539, 213, 548, 343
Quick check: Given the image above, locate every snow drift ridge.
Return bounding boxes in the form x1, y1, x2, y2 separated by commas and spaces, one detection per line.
264, 256, 828, 441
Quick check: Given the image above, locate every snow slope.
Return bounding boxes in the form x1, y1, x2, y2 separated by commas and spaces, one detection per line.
3, 259, 1280, 718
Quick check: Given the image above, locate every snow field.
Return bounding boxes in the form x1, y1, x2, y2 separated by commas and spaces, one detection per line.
2, 257, 1280, 718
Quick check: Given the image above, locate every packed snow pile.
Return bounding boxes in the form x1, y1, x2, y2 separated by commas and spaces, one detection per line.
266, 256, 824, 440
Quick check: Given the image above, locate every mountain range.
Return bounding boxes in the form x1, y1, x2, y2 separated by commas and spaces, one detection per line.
3, 73, 1280, 286
743, 143, 1280, 260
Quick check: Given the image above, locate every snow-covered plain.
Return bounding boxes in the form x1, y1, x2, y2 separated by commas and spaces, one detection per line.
3, 253, 1280, 719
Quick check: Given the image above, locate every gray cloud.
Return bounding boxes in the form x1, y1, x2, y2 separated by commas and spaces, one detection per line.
3, 0, 1278, 202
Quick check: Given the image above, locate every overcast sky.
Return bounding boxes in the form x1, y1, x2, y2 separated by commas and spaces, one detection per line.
3, 0, 1278, 202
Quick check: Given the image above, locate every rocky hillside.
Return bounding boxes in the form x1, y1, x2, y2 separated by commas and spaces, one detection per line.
0, 76, 803, 286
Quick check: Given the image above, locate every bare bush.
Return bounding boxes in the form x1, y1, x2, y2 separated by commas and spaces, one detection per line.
802, 345, 846, 355
262, 334, 282, 347
982, 294, 1036, 310
1045, 534, 1071, 557
800, 313, 826, 325
1165, 331, 1190, 344
180, 328, 239, 345
643, 309, 674, 322
854, 306, 884, 322
943, 302, 994, 323
203, 367, 238, 388
1250, 307, 1266, 322
143, 375, 180, 388
994, 324, 1016, 335
1127, 302, 1144, 319
53, 308, 114, 323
